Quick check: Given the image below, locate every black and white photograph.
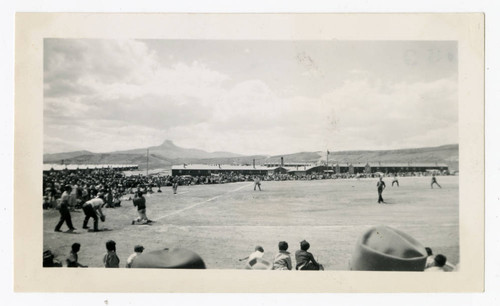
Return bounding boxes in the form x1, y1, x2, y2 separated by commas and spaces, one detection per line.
13, 13, 484, 293
41, 38, 459, 272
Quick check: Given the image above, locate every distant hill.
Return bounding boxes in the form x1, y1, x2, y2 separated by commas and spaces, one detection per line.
43, 150, 93, 163
327, 144, 459, 170
115, 139, 242, 159
43, 141, 459, 171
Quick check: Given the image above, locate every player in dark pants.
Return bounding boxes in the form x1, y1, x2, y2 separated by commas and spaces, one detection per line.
82, 195, 105, 231
55, 185, 76, 232
254, 176, 262, 191
377, 177, 386, 204
172, 177, 179, 194
431, 174, 442, 189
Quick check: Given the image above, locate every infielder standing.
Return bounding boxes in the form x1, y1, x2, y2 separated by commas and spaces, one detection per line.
377, 176, 386, 204
431, 174, 442, 189
254, 176, 262, 191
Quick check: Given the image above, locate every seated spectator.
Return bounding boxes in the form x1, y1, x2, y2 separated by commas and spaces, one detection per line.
349, 226, 427, 271
126, 245, 145, 268
66, 243, 88, 268
272, 241, 292, 270
295, 240, 323, 270
103, 240, 120, 268
239, 246, 265, 268
425, 254, 447, 272
425, 247, 435, 269
43, 250, 62, 267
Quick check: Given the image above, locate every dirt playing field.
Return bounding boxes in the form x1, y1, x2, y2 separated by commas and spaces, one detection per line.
43, 176, 459, 270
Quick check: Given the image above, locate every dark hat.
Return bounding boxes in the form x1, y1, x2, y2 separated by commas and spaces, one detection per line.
130, 248, 206, 269
350, 226, 427, 271
134, 245, 145, 252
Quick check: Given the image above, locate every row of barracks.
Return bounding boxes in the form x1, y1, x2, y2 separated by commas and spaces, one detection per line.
171, 158, 449, 177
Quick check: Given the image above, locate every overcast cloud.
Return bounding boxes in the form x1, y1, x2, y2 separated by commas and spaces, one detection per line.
44, 39, 457, 155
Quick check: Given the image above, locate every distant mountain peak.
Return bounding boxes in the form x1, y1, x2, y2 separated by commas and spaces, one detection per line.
159, 139, 175, 147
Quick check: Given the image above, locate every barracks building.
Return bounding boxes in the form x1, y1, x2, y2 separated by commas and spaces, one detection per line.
43, 164, 139, 173
172, 160, 449, 177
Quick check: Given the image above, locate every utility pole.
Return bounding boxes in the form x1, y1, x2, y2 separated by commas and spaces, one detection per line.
146, 148, 149, 176
326, 149, 330, 170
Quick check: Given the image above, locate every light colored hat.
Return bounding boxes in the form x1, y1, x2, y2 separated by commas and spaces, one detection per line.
350, 226, 427, 271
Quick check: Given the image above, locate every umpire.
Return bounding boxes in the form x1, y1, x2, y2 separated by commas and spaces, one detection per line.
82, 194, 106, 232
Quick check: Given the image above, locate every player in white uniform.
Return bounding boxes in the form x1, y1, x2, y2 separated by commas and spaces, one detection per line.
82, 196, 106, 231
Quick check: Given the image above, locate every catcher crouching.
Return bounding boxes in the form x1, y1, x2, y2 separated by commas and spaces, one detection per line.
82, 194, 106, 232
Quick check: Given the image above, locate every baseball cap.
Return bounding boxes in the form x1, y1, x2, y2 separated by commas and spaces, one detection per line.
350, 225, 427, 271
134, 245, 145, 252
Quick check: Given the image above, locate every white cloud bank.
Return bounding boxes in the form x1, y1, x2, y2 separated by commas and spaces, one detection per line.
44, 39, 458, 155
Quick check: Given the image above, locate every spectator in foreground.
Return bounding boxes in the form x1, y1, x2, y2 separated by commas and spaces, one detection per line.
103, 240, 120, 268
237, 245, 272, 270
126, 245, 145, 268
425, 254, 448, 272
349, 225, 428, 271
130, 248, 206, 269
66, 243, 88, 268
43, 250, 62, 267
295, 240, 323, 270
239, 246, 265, 267
425, 247, 435, 268
272, 241, 292, 270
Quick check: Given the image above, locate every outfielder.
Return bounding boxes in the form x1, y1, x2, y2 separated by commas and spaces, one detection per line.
377, 176, 386, 204
254, 176, 262, 191
431, 174, 442, 189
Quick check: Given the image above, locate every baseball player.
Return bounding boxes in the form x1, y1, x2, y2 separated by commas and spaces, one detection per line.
377, 176, 386, 204
431, 174, 442, 189
82, 195, 106, 232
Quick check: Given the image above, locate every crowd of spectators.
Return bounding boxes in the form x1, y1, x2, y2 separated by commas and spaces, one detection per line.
43, 226, 454, 271
43, 167, 449, 209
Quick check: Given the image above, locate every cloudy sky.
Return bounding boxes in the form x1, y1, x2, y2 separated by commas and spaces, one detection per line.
44, 39, 457, 155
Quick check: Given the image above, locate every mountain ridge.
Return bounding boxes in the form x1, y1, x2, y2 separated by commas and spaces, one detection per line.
43, 141, 459, 171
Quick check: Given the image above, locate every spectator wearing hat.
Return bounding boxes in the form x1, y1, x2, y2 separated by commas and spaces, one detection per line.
126, 245, 145, 268
349, 225, 428, 271
272, 241, 292, 270
425, 254, 447, 272
66, 243, 87, 268
54, 185, 76, 232
132, 191, 151, 225
103, 240, 120, 268
82, 195, 105, 232
295, 240, 323, 270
